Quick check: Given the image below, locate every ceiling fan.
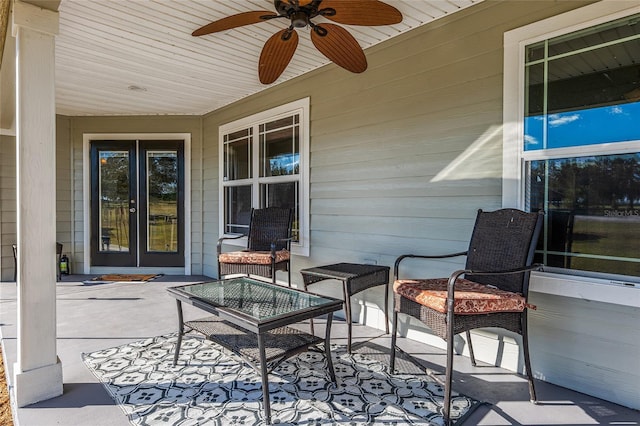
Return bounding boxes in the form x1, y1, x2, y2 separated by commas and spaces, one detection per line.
192, 0, 403, 84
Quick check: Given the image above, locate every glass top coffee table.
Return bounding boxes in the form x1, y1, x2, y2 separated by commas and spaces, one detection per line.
167, 277, 343, 425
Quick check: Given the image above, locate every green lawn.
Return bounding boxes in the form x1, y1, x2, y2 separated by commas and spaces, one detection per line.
569, 215, 640, 276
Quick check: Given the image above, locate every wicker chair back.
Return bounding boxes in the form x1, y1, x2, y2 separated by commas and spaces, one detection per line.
465, 209, 543, 294
246, 207, 293, 252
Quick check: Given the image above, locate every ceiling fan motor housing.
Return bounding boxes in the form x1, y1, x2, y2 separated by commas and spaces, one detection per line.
275, 0, 323, 28
291, 11, 309, 28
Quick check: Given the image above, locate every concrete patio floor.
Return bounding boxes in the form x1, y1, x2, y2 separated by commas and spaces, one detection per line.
1, 275, 638, 426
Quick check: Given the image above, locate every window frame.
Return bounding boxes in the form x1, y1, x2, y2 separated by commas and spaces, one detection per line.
218, 98, 310, 256
503, 1, 640, 283
503, 1, 640, 206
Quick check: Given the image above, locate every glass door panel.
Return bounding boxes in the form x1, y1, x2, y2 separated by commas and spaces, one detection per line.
99, 151, 131, 253
139, 141, 184, 267
146, 151, 178, 253
90, 141, 137, 266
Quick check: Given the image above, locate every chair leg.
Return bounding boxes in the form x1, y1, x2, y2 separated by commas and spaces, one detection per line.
13, 244, 17, 282
443, 299, 456, 426
466, 330, 477, 367
272, 263, 276, 284
389, 311, 399, 372
522, 314, 537, 403
384, 282, 389, 334
444, 332, 454, 426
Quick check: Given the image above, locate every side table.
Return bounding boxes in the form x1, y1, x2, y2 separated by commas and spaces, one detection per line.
300, 262, 390, 353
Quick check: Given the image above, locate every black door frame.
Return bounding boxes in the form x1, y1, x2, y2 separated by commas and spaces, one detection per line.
89, 139, 185, 268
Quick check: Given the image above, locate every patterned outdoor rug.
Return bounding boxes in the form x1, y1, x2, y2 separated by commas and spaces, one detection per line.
83, 334, 484, 425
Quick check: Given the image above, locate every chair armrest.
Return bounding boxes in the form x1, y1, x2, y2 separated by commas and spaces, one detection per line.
461, 263, 544, 278
270, 237, 294, 256
394, 251, 468, 280
217, 234, 246, 255
446, 263, 544, 297
443, 264, 544, 326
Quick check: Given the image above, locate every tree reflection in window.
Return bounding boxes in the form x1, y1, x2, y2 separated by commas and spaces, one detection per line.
99, 151, 130, 252
147, 151, 178, 253
529, 153, 640, 276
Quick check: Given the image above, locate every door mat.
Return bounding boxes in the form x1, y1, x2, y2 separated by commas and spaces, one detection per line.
89, 274, 163, 282
83, 334, 485, 425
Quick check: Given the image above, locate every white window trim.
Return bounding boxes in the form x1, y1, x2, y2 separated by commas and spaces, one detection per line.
218, 98, 310, 256
502, 1, 640, 306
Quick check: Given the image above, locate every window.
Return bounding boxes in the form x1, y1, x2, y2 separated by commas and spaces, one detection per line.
504, 4, 640, 279
219, 98, 310, 256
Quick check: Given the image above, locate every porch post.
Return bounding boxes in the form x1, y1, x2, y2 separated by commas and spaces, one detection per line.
11, 0, 62, 406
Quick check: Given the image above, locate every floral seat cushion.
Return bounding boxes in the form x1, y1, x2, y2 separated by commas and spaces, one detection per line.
393, 278, 532, 315
218, 249, 290, 265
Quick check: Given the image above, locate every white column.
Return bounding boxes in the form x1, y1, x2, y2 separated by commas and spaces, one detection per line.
12, 0, 62, 407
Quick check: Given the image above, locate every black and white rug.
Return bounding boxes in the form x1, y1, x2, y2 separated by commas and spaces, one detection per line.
83, 334, 483, 425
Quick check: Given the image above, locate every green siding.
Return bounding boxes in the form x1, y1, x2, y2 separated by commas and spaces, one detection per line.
0, 135, 16, 281
202, 1, 593, 278
196, 0, 640, 410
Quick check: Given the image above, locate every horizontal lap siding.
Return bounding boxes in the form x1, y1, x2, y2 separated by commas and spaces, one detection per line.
202, 116, 219, 278
0, 135, 16, 281
56, 117, 72, 265
301, 0, 595, 276
306, 5, 508, 271
529, 292, 640, 409
201, 1, 594, 277
200, 1, 640, 410
71, 142, 85, 272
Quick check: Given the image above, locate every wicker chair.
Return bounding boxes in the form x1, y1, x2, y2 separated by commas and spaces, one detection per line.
217, 207, 293, 285
13, 242, 64, 281
390, 208, 544, 425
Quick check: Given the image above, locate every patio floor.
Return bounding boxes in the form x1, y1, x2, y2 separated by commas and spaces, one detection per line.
1, 275, 638, 425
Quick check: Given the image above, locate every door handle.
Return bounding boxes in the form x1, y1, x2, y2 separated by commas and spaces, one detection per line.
129, 208, 136, 213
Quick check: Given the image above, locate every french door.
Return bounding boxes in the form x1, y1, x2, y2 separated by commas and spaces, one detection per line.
90, 140, 184, 267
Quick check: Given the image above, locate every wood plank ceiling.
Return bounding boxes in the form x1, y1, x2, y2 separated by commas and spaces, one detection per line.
54, 0, 482, 116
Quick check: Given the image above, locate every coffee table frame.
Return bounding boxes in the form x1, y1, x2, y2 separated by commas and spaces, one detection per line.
167, 277, 342, 425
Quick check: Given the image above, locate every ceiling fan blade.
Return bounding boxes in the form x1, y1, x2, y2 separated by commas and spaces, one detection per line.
320, 0, 402, 26
192, 11, 278, 36
259, 29, 299, 84
311, 23, 367, 73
